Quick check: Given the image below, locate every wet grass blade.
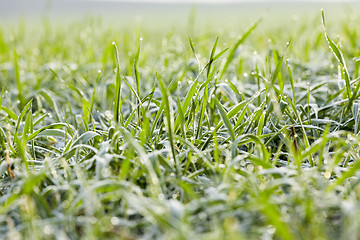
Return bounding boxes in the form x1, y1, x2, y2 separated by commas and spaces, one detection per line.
215, 97, 235, 141
134, 40, 141, 123
14, 50, 24, 109
15, 99, 32, 134
189, 36, 201, 70
322, 9, 351, 101
220, 19, 261, 79
113, 42, 123, 124
158, 75, 180, 177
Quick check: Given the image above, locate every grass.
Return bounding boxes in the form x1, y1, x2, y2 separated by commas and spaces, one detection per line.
2, 7, 360, 239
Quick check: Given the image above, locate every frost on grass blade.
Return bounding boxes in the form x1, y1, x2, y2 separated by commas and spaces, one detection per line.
322, 9, 351, 102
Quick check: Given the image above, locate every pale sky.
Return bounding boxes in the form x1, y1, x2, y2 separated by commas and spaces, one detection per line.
86, 0, 356, 2
84, 0, 357, 3
1, 0, 357, 22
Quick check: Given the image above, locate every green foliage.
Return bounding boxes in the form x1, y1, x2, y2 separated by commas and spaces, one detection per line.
2, 9, 360, 240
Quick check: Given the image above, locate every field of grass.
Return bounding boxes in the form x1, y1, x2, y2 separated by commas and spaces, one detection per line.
2, 5, 360, 239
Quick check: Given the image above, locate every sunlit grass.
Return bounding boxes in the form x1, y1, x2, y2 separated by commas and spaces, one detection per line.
1, 9, 360, 239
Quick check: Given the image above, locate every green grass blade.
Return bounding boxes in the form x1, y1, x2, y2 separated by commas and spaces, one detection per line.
196, 86, 208, 139
256, 111, 266, 137
158, 75, 180, 177
113, 42, 123, 124
15, 99, 32, 134
220, 19, 261, 79
28, 123, 68, 141
207, 37, 218, 80
134, 41, 141, 123
189, 36, 200, 70
215, 97, 235, 141
14, 50, 24, 109
321, 9, 351, 101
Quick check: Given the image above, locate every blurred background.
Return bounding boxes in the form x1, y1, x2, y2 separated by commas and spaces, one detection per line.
1, 0, 360, 31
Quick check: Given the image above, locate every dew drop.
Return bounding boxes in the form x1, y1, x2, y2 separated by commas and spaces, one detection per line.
62, 200, 70, 208
13, 186, 21, 194
267, 225, 276, 234
198, 212, 207, 221
111, 217, 120, 225
101, 168, 110, 177
152, 177, 159, 185
158, 193, 165, 200
43, 225, 52, 235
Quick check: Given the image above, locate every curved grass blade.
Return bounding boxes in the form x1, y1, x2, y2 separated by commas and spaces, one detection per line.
220, 18, 261, 79
215, 97, 235, 141
322, 9, 351, 102
189, 36, 201, 71
28, 123, 68, 141
207, 37, 219, 80
15, 99, 32, 134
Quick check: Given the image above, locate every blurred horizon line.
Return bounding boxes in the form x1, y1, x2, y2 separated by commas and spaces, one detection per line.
82, 0, 358, 3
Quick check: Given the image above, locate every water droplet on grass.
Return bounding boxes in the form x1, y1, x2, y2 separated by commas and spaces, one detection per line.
62, 200, 70, 208
111, 217, 120, 225
198, 212, 207, 221
158, 193, 165, 200
267, 225, 276, 234
101, 168, 110, 177
43, 225, 52, 235
13, 186, 21, 194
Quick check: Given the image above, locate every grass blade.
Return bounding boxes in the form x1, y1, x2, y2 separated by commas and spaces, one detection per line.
220, 18, 261, 79
113, 41, 123, 124
215, 97, 235, 141
158, 75, 180, 177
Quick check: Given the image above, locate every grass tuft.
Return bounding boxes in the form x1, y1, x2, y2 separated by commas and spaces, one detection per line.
2, 9, 360, 240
